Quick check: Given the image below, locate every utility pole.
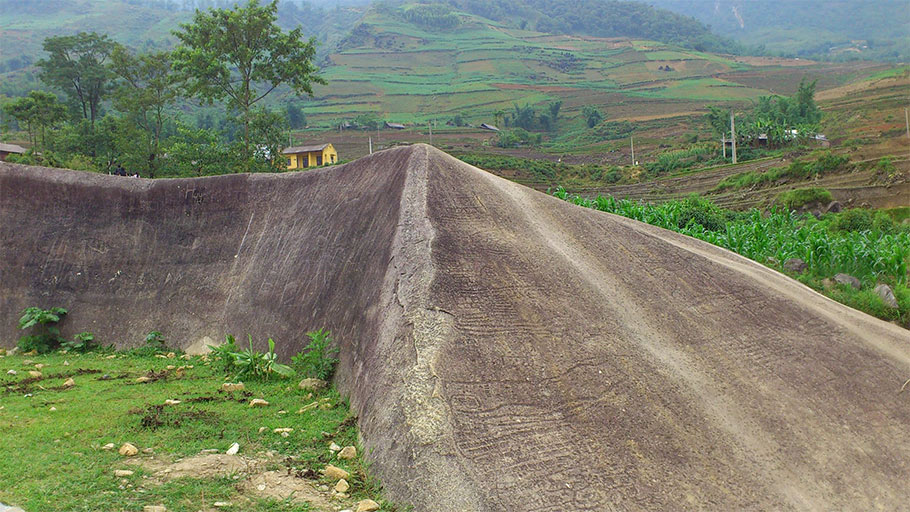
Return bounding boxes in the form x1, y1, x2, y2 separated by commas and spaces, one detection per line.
630, 136, 635, 165
369, 136, 373, 155
730, 112, 737, 165
429, 121, 433, 146
722, 133, 726, 159
905, 107, 909, 158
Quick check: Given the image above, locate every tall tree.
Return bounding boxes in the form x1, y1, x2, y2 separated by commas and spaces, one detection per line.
172, 0, 325, 172
2, 91, 68, 148
37, 33, 116, 127
110, 47, 181, 177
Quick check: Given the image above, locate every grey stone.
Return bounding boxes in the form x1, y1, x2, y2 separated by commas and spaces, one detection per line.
874, 284, 899, 309
784, 258, 807, 274
825, 201, 842, 214
834, 273, 862, 289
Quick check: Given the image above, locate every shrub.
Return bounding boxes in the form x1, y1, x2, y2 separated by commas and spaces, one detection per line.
62, 332, 96, 353
292, 329, 339, 381
127, 330, 170, 356
17, 306, 67, 353
233, 335, 294, 381
676, 195, 727, 231
830, 208, 873, 232
774, 187, 833, 211
209, 334, 240, 374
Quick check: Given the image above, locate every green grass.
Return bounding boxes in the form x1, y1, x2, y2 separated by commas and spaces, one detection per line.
774, 187, 833, 210
0, 350, 402, 512
714, 152, 851, 192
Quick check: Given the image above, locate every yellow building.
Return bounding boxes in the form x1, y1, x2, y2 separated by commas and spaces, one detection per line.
283, 143, 338, 170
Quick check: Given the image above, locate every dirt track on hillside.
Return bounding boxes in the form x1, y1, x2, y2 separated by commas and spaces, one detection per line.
2, 145, 909, 511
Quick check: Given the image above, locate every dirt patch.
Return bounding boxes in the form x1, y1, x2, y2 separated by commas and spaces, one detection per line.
2, 368, 102, 393
130, 404, 220, 431
126, 452, 342, 511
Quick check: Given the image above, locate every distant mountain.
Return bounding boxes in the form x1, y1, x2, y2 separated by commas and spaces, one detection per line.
644, 0, 910, 60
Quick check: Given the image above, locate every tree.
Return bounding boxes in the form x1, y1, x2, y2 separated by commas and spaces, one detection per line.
37, 32, 116, 126
172, 0, 325, 172
582, 106, 602, 128
2, 91, 68, 148
548, 100, 562, 125
286, 103, 306, 129
110, 47, 181, 177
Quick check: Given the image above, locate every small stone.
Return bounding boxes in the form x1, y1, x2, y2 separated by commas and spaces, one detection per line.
49, 406, 57, 412
356, 499, 380, 512
143, 506, 167, 512
200, 449, 219, 454
23, 360, 34, 365
102, 443, 115, 450
34, 363, 45, 370
226, 442, 240, 455
298, 378, 328, 391
783, 258, 807, 274
7, 370, 16, 375
63, 378, 75, 388
249, 398, 269, 407
338, 446, 357, 460
142, 448, 154, 454
213, 502, 232, 508
166, 352, 176, 359
324, 465, 350, 481
164, 399, 181, 406
875, 284, 899, 309
329, 442, 341, 452
257, 484, 266, 491
834, 273, 862, 290
180, 354, 192, 360
298, 402, 318, 413
319, 402, 334, 410
119, 443, 139, 457
222, 382, 245, 392
114, 469, 134, 477
334, 478, 350, 493
258, 427, 267, 434
318, 484, 329, 492
166, 365, 175, 370
278, 410, 287, 414
106, 355, 117, 359
24, 350, 37, 356
28, 371, 42, 378
136, 376, 152, 383
273, 428, 293, 434
62, 360, 69, 366
280, 432, 289, 438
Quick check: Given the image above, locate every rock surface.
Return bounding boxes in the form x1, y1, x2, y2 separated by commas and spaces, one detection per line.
2, 146, 909, 511
875, 284, 899, 309
834, 273, 862, 289
118, 443, 139, 457
324, 465, 349, 481
298, 378, 327, 391
783, 258, 807, 274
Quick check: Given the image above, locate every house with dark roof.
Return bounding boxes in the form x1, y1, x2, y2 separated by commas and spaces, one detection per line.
0, 143, 27, 161
385, 122, 406, 130
282, 143, 338, 170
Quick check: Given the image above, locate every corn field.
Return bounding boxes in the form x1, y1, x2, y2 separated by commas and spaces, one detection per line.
553, 188, 910, 287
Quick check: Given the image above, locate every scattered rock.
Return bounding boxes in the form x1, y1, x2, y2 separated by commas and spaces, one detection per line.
100, 374, 111, 380
356, 499, 380, 512
875, 284, 899, 309
28, 371, 42, 378
163, 399, 181, 406
49, 407, 57, 412
165, 365, 175, 370
222, 382, 245, 392
142, 448, 154, 454
34, 363, 45, 370
298, 378, 327, 391
258, 427, 267, 434
834, 273, 862, 290
249, 398, 269, 407
273, 428, 293, 434
102, 443, 116, 451
180, 354, 192, 360
213, 502, 232, 508
143, 506, 166, 512
334, 478, 350, 493
338, 446, 357, 460
23, 360, 33, 365
114, 469, 134, 477
63, 378, 75, 388
6, 370, 16, 375
323, 465, 350, 481
119, 443, 139, 457
298, 402, 319, 413
226, 443, 240, 455
135, 376, 152, 383
825, 200, 842, 214
62, 360, 69, 366
783, 258, 807, 274
329, 442, 341, 452
166, 352, 176, 359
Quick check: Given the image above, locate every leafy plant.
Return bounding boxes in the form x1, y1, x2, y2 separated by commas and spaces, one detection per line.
292, 329, 340, 381
232, 335, 294, 381
128, 330, 169, 357
62, 331, 97, 353
209, 334, 240, 374
17, 306, 67, 353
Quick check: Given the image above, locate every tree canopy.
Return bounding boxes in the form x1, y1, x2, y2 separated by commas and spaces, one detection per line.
36, 32, 116, 126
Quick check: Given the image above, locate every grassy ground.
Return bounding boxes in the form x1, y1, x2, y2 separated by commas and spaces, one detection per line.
0, 350, 399, 512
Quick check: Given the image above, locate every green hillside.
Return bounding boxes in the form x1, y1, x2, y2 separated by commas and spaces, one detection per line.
645, 0, 910, 61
